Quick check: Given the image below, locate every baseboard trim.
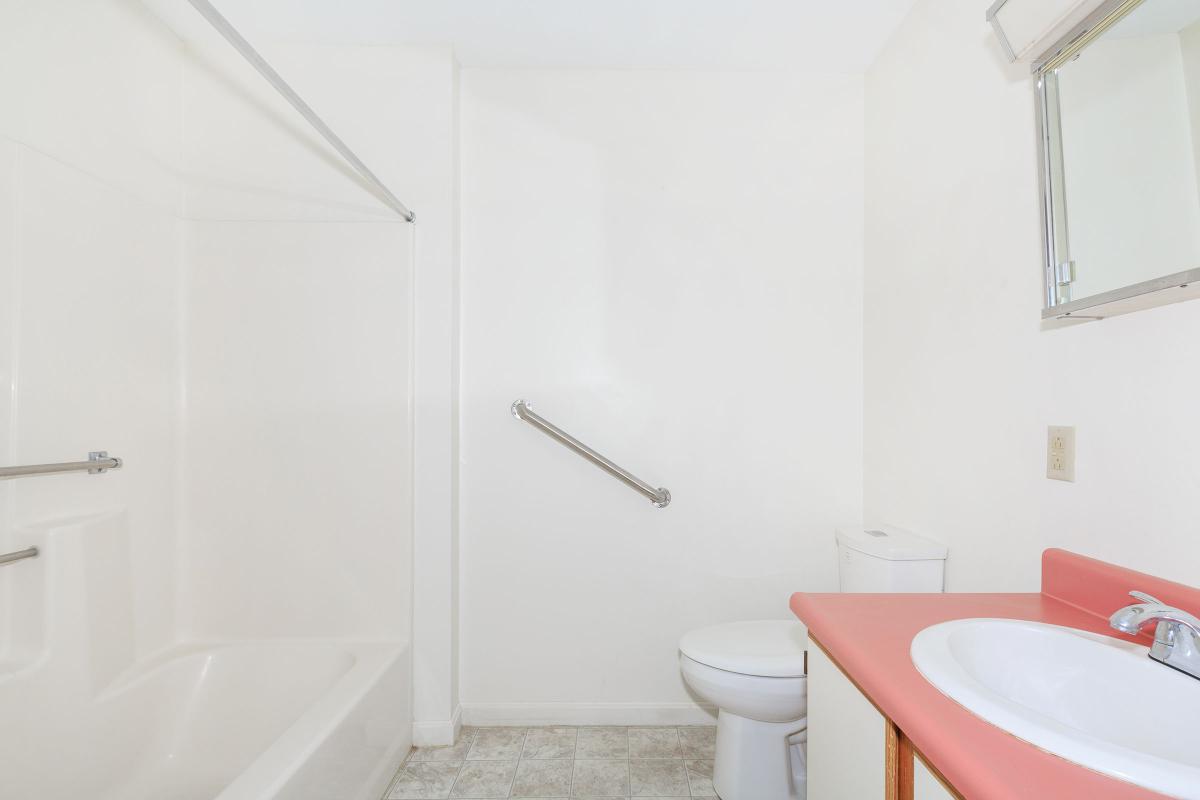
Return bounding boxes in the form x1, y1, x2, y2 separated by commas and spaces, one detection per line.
413, 704, 462, 747
461, 703, 718, 727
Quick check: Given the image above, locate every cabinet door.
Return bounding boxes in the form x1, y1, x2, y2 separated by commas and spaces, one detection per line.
914, 753, 957, 800
806, 636, 886, 799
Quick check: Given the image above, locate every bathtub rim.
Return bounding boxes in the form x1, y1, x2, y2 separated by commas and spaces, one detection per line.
211, 638, 410, 800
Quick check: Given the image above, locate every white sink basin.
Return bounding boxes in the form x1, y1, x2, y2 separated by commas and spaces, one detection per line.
911, 618, 1200, 799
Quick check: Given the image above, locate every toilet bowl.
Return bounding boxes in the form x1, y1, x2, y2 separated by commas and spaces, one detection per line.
679, 527, 947, 799
679, 620, 808, 800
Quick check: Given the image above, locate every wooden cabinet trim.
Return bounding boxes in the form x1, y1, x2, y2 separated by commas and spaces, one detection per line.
885, 720, 914, 800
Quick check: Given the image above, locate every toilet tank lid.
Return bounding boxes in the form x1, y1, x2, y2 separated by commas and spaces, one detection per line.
679, 620, 807, 678
836, 525, 948, 561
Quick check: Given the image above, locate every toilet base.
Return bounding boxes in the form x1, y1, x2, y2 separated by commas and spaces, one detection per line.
712, 709, 806, 800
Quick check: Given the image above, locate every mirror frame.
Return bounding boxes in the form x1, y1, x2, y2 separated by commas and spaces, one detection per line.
1034, 0, 1200, 323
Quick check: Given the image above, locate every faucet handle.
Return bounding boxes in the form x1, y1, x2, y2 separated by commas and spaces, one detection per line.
1129, 590, 1165, 606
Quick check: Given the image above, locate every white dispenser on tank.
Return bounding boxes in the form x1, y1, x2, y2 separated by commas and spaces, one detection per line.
836, 525, 947, 592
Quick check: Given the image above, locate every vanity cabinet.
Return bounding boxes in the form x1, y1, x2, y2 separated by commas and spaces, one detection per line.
807, 636, 960, 800
914, 758, 955, 800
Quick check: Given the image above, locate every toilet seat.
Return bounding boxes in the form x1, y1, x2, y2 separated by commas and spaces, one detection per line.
679, 620, 807, 678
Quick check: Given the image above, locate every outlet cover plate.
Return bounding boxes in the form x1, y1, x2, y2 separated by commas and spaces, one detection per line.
1047, 425, 1076, 482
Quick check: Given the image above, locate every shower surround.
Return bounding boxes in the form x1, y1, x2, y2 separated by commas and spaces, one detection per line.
0, 2, 432, 796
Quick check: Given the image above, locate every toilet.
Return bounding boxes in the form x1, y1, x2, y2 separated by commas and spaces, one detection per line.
679, 526, 948, 800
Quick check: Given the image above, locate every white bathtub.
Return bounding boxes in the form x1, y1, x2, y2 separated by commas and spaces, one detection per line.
0, 515, 412, 800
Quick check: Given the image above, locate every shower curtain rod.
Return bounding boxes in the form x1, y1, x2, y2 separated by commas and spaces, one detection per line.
185, 0, 416, 223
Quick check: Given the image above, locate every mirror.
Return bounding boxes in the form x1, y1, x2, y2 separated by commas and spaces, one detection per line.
1038, 0, 1200, 319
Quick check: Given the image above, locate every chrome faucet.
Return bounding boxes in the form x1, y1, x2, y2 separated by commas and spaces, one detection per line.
1109, 591, 1200, 681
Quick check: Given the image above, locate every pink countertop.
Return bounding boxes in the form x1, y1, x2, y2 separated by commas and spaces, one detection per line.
789, 549, 1200, 800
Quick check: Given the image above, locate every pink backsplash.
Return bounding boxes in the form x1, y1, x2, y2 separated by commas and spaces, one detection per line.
1042, 548, 1200, 643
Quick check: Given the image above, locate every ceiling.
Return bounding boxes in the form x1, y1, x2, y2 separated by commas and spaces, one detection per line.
146, 0, 919, 72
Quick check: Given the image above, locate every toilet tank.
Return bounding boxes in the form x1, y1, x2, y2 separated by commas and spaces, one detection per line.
836, 526, 947, 593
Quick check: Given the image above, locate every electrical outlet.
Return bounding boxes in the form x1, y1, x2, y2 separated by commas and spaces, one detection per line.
1047, 426, 1075, 482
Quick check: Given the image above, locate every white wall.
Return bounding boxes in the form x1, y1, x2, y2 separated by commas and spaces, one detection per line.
1179, 19, 1200, 230
179, 220, 412, 639
176, 38, 466, 741
1058, 33, 1200, 298
173, 42, 426, 643
864, 0, 1200, 591
458, 69, 864, 723
0, 0, 184, 664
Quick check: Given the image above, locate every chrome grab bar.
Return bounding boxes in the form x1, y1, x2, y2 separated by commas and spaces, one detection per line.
512, 399, 671, 508
0, 451, 122, 480
0, 547, 37, 567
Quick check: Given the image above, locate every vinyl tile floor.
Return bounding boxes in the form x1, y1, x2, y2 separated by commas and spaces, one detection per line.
383, 725, 718, 799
